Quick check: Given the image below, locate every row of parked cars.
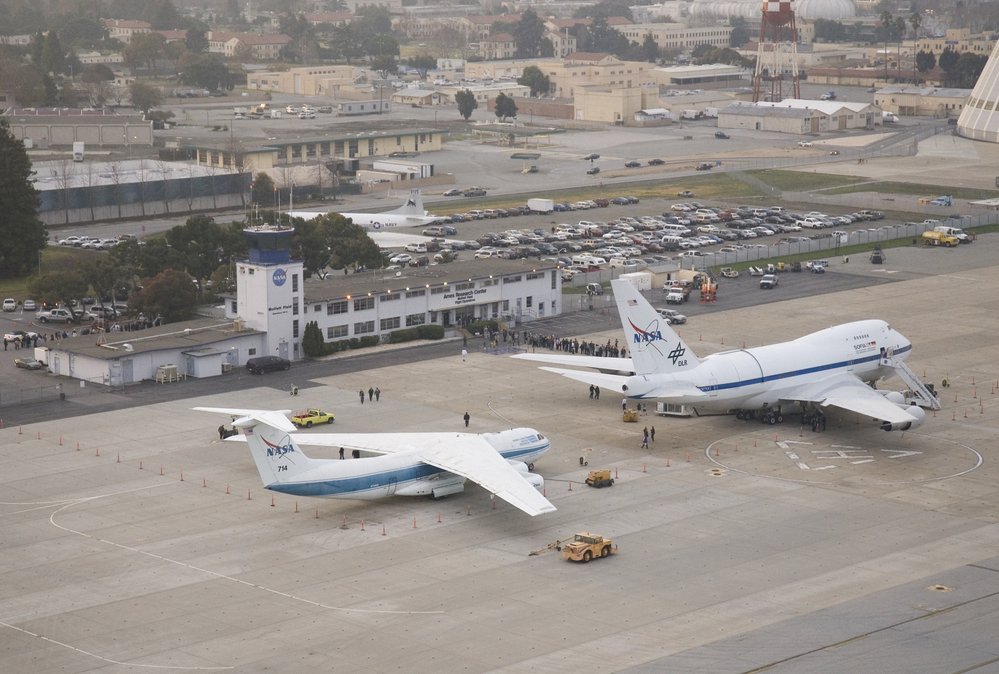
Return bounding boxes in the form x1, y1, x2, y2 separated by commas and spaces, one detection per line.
435, 196, 640, 223
57, 235, 134, 249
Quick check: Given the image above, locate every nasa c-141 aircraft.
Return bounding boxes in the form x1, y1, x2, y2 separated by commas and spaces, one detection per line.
286, 189, 446, 230
194, 407, 556, 516
514, 279, 940, 431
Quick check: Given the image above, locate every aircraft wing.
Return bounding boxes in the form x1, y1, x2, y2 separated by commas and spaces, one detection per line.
781, 374, 918, 424
275, 432, 556, 516
513, 353, 635, 374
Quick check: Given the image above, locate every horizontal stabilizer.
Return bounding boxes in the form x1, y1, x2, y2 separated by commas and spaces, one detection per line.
513, 352, 634, 374
538, 367, 628, 392
193, 406, 296, 432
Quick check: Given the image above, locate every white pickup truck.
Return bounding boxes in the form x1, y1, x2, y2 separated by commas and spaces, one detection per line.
37, 308, 75, 323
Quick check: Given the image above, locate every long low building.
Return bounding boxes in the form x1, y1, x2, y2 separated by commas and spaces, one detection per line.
719, 99, 881, 133
44, 227, 563, 385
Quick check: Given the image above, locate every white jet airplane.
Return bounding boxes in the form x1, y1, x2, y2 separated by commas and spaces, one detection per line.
514, 279, 939, 431
194, 407, 556, 516
286, 189, 446, 230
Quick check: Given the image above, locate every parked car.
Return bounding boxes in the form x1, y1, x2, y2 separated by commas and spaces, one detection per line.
797, 140, 813, 148
583, 153, 600, 160
442, 188, 462, 196
585, 283, 604, 296
695, 163, 713, 171
2, 298, 15, 312
463, 188, 486, 197
14, 357, 44, 370
389, 253, 413, 264
246, 355, 290, 374
657, 308, 687, 324
648, 158, 665, 166
624, 160, 641, 168
22, 299, 37, 311
714, 131, 730, 139
586, 166, 601, 175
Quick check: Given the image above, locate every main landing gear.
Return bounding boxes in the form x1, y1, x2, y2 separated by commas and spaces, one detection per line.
735, 408, 784, 424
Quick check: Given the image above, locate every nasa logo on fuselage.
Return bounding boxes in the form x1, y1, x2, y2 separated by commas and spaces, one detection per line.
272, 268, 287, 286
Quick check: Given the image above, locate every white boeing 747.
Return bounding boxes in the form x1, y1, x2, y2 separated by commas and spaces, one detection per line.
513, 279, 940, 431
194, 408, 556, 516
286, 189, 446, 230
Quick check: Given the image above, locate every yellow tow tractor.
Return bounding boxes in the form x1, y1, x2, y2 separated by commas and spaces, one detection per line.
561, 532, 618, 563
584, 469, 614, 488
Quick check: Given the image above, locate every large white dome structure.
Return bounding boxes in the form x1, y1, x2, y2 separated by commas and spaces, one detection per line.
690, 0, 856, 21
956, 39, 999, 143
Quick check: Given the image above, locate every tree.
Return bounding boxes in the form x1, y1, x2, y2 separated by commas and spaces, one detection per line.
251, 172, 275, 206
3, 64, 51, 106
728, 17, 751, 48
640, 33, 659, 62
406, 54, 437, 80
578, 16, 630, 56
130, 269, 197, 323
952, 53, 987, 88
28, 270, 87, 308
514, 8, 551, 58
915, 50, 936, 74
185, 28, 208, 54
177, 53, 231, 91
80, 64, 115, 83
939, 47, 959, 85
308, 213, 384, 271
164, 215, 244, 282
292, 218, 332, 277
455, 89, 477, 120
124, 32, 167, 74
129, 81, 162, 112
41, 31, 67, 75
302, 321, 326, 357
518, 65, 550, 97
494, 92, 517, 121
0, 119, 47, 279
150, 0, 182, 30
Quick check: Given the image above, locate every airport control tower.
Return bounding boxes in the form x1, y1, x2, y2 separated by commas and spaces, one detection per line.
235, 226, 302, 362
752, 0, 801, 103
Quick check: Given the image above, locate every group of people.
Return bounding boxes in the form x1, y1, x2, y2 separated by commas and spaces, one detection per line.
588, 384, 601, 399
524, 333, 628, 359
641, 426, 657, 449
359, 387, 382, 404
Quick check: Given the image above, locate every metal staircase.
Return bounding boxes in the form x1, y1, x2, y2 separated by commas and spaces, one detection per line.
888, 359, 942, 410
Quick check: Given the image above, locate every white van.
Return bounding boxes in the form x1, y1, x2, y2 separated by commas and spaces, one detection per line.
661, 223, 690, 236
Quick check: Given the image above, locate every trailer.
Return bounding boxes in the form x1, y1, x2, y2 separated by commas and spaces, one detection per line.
527, 198, 554, 213
72, 141, 85, 162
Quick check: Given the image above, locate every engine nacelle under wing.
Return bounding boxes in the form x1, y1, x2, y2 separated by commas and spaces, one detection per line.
509, 460, 545, 492
881, 405, 926, 431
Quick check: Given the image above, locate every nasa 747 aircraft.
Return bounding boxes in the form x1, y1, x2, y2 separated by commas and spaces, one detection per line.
287, 189, 446, 231
514, 279, 940, 431
194, 407, 556, 516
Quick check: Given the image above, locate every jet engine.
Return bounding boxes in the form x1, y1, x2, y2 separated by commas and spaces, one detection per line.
880, 405, 926, 431
509, 460, 545, 491
879, 390, 906, 405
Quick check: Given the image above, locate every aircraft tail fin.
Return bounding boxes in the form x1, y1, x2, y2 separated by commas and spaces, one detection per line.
194, 407, 319, 486
388, 189, 426, 216
610, 279, 700, 375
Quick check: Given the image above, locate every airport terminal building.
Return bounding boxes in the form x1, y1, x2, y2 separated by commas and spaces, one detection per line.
44, 227, 562, 385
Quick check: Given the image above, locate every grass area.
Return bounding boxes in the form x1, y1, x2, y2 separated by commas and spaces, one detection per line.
430, 173, 764, 215
0, 246, 97, 301
750, 169, 999, 201
823, 181, 999, 201
750, 169, 862, 192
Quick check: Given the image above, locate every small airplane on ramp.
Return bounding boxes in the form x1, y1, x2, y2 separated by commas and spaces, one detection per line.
513, 279, 940, 431
287, 189, 446, 230
194, 407, 556, 516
